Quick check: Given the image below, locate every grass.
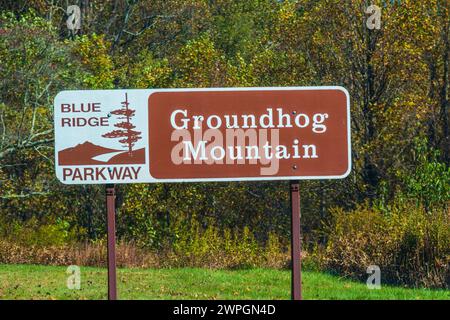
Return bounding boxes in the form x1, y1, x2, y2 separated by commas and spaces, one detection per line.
0, 264, 448, 300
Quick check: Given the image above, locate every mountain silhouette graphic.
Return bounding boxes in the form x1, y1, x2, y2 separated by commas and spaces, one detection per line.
58, 141, 145, 165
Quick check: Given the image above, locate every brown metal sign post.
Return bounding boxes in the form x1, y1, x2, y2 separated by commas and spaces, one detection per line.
290, 180, 302, 300
106, 184, 117, 300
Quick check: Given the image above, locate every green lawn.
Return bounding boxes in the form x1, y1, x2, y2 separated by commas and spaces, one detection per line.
0, 264, 448, 300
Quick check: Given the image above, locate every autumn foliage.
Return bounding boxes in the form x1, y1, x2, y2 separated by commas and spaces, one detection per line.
0, 1, 448, 288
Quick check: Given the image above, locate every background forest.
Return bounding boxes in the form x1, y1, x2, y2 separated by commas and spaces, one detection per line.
0, 0, 448, 289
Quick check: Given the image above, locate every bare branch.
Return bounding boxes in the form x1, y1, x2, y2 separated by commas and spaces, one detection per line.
0, 191, 52, 200
0, 136, 54, 160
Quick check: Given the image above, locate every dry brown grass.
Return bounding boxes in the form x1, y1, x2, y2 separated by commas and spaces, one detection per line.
0, 239, 291, 269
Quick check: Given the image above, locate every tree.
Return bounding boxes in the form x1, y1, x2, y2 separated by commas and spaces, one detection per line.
102, 93, 141, 155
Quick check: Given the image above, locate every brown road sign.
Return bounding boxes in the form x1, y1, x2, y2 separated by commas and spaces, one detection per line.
54, 87, 350, 184
148, 87, 350, 181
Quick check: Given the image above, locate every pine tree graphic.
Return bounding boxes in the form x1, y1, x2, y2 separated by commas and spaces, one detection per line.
102, 93, 142, 155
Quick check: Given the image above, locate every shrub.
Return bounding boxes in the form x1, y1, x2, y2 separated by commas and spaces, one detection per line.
401, 137, 450, 212
0, 217, 78, 247
317, 202, 450, 288
169, 219, 289, 269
